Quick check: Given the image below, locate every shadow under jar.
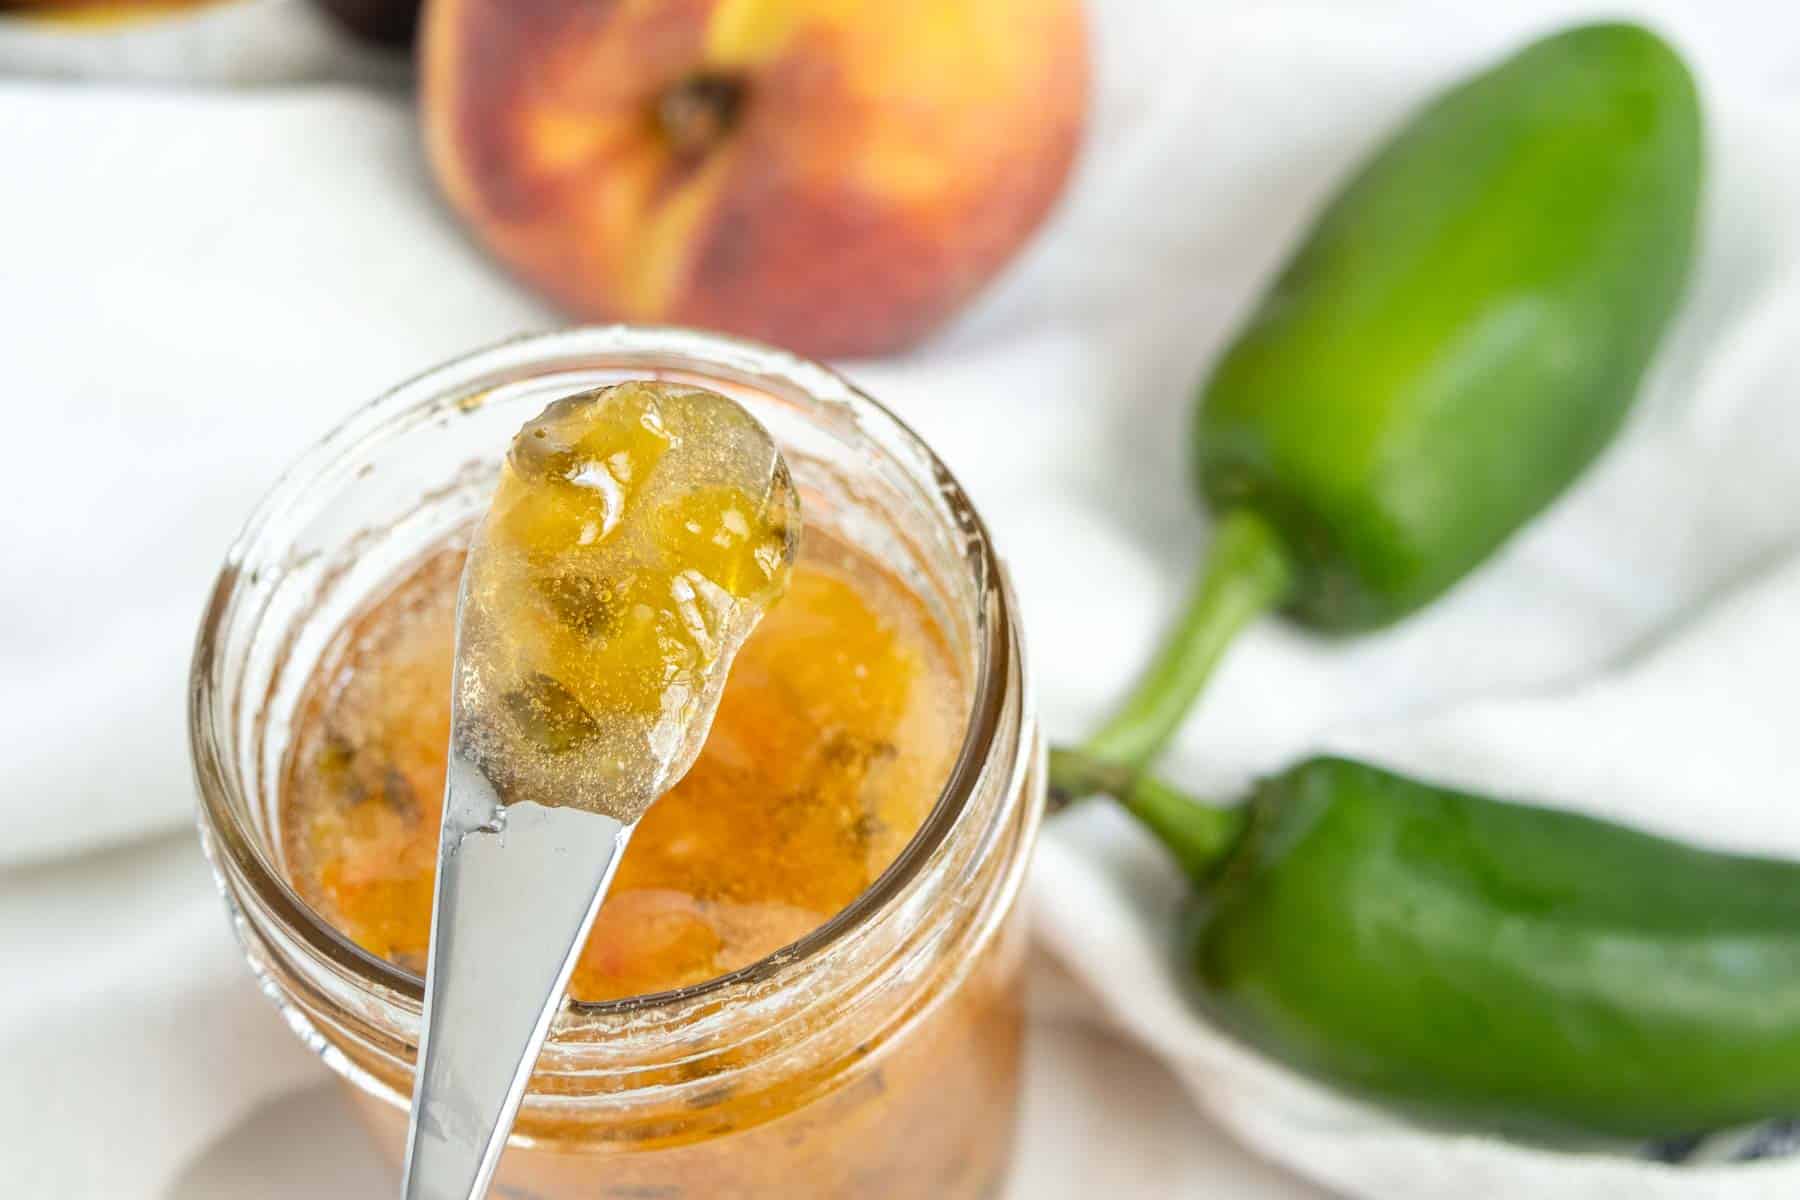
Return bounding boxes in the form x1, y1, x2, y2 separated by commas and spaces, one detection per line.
189, 327, 1041, 1199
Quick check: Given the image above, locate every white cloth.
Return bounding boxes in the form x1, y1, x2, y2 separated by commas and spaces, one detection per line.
3, 1, 1800, 1196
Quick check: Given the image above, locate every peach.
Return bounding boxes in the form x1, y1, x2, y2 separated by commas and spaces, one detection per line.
421, 0, 1088, 358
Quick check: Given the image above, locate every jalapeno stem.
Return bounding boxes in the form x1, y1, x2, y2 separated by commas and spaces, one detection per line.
1047, 747, 1247, 882
1080, 508, 1293, 777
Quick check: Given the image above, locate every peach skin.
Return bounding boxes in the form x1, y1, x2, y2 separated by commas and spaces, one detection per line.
422, 0, 1088, 358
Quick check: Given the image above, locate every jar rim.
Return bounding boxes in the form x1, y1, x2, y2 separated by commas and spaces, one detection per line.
188, 325, 1017, 1022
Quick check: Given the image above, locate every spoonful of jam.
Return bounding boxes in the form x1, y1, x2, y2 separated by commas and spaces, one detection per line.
401, 380, 800, 1200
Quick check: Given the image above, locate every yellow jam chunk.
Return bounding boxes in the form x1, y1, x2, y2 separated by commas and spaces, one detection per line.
283, 533, 968, 1002
455, 381, 800, 822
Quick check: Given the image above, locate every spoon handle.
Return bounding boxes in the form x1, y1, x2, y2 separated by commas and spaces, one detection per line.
401, 755, 631, 1200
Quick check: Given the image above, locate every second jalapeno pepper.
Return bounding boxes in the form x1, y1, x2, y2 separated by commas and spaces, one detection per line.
1053, 752, 1800, 1138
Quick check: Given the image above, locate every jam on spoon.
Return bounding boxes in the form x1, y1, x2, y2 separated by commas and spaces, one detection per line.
402, 380, 799, 1200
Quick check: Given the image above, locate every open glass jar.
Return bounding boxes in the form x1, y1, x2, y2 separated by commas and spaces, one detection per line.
189, 327, 1041, 1198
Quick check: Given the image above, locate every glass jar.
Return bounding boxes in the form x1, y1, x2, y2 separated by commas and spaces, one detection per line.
189, 327, 1041, 1198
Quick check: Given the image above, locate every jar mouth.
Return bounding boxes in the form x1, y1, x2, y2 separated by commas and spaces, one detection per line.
189, 325, 1016, 1022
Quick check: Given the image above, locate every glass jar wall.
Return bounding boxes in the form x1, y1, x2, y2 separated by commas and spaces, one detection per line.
189, 327, 1041, 1198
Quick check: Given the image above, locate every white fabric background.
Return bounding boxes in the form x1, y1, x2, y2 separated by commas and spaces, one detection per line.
3, 1, 1799, 1196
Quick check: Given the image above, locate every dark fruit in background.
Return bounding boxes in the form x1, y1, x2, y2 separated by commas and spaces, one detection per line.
312, 0, 416, 46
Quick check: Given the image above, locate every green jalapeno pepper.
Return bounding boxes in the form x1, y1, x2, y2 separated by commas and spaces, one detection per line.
1081, 22, 1704, 774
1052, 753, 1800, 1137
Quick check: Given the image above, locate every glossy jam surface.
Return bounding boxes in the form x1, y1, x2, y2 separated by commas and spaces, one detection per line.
457, 380, 800, 822
282, 531, 966, 1002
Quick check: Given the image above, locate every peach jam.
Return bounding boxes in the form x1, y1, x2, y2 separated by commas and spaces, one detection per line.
191, 329, 1038, 1199
451, 380, 801, 822
283, 529, 966, 1002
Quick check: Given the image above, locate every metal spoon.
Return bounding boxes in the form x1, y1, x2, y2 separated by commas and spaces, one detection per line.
399, 759, 633, 1200
398, 382, 799, 1199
